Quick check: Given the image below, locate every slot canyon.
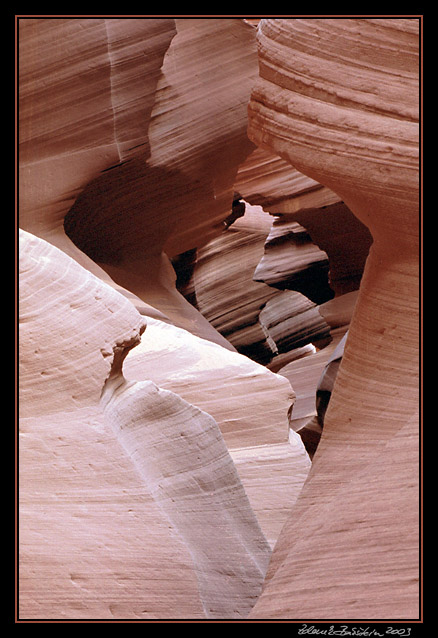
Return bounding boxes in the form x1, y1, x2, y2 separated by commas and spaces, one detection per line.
18, 16, 421, 621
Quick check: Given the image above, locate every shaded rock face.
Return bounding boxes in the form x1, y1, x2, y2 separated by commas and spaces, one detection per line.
255, 203, 373, 298
18, 16, 420, 621
19, 17, 259, 350
64, 161, 200, 264
253, 217, 333, 303
62, 18, 259, 265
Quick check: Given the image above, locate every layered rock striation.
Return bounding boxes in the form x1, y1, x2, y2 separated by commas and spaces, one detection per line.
18, 17, 312, 620
18, 16, 420, 622
247, 17, 420, 619
19, 17, 258, 349
19, 228, 311, 619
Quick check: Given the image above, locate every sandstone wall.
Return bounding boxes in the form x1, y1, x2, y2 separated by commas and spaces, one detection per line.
247, 17, 420, 620
18, 16, 420, 621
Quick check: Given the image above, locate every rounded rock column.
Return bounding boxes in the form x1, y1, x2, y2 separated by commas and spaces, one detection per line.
247, 18, 420, 619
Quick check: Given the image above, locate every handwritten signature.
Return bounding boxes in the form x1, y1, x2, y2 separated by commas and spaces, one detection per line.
297, 625, 412, 637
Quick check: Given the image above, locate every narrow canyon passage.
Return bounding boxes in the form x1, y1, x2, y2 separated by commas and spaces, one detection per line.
18, 16, 421, 622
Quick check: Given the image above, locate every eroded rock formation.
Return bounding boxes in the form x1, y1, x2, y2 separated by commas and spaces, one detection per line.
18, 17, 310, 620
247, 17, 420, 619
19, 226, 311, 619
18, 16, 420, 622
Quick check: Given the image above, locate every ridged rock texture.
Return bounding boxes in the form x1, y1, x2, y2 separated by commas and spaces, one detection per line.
19, 17, 257, 349
18, 17, 311, 621
247, 18, 420, 619
18, 16, 420, 621
19, 225, 311, 620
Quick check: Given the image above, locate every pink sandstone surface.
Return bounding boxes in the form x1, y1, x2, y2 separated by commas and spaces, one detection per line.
247, 17, 420, 620
17, 16, 421, 621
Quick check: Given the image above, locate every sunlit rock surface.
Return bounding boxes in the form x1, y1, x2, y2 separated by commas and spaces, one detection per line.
20, 228, 309, 619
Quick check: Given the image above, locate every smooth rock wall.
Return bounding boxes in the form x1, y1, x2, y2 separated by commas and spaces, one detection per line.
21, 228, 304, 619
18, 18, 312, 620
247, 17, 420, 619
18, 16, 420, 621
